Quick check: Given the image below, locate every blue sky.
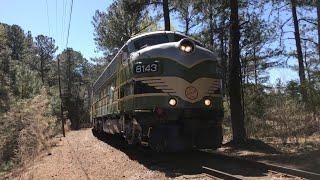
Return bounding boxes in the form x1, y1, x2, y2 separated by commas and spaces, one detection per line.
0, 0, 112, 59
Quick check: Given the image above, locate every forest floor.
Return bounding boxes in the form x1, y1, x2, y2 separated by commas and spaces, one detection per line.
4, 128, 320, 180
218, 137, 320, 173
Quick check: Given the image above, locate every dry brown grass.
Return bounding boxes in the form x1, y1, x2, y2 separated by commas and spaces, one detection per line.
257, 99, 320, 153
264, 100, 319, 142
223, 96, 320, 153
0, 88, 59, 173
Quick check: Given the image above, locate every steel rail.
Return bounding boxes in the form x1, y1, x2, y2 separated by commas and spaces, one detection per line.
214, 152, 320, 180
202, 166, 244, 180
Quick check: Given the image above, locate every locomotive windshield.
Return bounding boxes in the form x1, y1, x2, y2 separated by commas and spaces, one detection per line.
132, 32, 204, 51
174, 34, 204, 47
134, 34, 169, 50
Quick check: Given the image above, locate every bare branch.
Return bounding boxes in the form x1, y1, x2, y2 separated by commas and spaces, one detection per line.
298, 18, 317, 26
287, 37, 318, 46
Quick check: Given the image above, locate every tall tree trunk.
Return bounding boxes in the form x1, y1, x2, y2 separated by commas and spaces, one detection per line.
254, 47, 258, 85
67, 50, 72, 97
219, 27, 227, 96
220, 12, 228, 96
317, 0, 320, 62
163, 0, 170, 31
209, 11, 214, 49
291, 0, 308, 102
229, 0, 246, 143
57, 57, 65, 137
185, 16, 189, 35
304, 41, 311, 81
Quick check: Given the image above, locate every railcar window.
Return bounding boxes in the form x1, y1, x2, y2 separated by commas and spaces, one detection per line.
120, 82, 134, 98
134, 34, 169, 50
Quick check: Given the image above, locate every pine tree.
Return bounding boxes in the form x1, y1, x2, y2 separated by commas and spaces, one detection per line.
92, 0, 154, 53
162, 0, 170, 31
59, 48, 89, 129
229, 0, 247, 142
172, 0, 197, 35
7, 25, 25, 61
0, 24, 11, 112
290, 0, 308, 103
34, 35, 57, 85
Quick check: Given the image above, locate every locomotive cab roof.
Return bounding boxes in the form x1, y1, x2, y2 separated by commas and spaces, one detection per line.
128, 31, 204, 47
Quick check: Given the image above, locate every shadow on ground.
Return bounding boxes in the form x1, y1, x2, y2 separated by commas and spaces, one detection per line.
220, 138, 320, 173
223, 138, 281, 154
92, 129, 273, 178
242, 150, 320, 173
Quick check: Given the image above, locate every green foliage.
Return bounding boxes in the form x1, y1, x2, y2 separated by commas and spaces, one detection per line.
34, 35, 58, 85
285, 80, 300, 100
1, 22, 95, 135
172, 0, 198, 35
0, 24, 11, 113
92, 0, 155, 53
0, 23, 64, 173
244, 84, 266, 119
58, 48, 92, 129
7, 24, 25, 61
306, 81, 320, 111
14, 61, 42, 98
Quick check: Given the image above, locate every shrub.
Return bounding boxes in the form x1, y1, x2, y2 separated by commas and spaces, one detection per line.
0, 88, 59, 172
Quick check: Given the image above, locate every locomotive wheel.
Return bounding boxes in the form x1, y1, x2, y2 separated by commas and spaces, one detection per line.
151, 137, 167, 152
92, 119, 101, 132
124, 118, 141, 145
149, 126, 168, 152
92, 119, 104, 137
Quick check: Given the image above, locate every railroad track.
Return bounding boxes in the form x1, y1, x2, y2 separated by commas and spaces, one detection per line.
201, 166, 305, 179
200, 153, 320, 180
145, 152, 320, 179
202, 166, 242, 179
178, 165, 312, 180
258, 161, 320, 179
95, 133, 320, 179
217, 153, 320, 179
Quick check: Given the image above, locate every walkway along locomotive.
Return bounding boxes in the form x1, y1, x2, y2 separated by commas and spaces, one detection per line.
91, 31, 224, 151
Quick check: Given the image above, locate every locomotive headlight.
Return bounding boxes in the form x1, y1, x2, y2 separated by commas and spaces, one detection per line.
169, 98, 177, 106
185, 46, 192, 53
180, 45, 186, 51
179, 38, 195, 53
204, 99, 211, 106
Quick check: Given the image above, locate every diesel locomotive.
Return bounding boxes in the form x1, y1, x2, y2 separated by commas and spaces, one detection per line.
91, 31, 224, 151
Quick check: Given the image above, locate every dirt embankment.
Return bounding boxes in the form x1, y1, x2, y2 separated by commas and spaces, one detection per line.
10, 129, 166, 180
0, 88, 58, 174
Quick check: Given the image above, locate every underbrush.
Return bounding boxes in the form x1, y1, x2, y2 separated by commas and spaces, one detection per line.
223, 90, 320, 153
0, 88, 59, 174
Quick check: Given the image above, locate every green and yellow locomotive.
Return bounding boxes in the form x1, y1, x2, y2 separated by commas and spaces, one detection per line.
91, 31, 224, 151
